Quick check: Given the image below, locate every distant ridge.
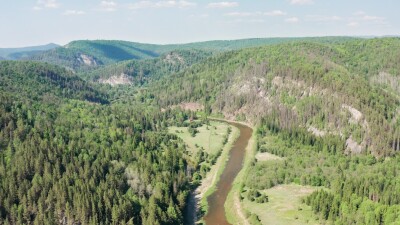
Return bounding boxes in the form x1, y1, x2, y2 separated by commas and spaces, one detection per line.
28, 37, 357, 71
0, 43, 59, 60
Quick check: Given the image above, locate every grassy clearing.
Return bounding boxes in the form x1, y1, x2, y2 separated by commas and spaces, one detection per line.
239, 130, 326, 225
168, 121, 230, 157
242, 184, 321, 225
255, 152, 283, 161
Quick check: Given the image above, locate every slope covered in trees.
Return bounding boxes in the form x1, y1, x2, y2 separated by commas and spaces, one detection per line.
152, 38, 400, 156
149, 37, 400, 224
28, 37, 356, 71
0, 61, 107, 104
0, 61, 203, 224
245, 124, 400, 224
82, 49, 213, 85
0, 44, 59, 60
1, 37, 400, 225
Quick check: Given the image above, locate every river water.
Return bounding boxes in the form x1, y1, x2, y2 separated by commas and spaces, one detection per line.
184, 121, 252, 225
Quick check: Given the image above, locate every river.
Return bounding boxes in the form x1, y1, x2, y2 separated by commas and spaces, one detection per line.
184, 121, 252, 225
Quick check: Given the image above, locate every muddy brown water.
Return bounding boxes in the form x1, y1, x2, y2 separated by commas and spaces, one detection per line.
184, 121, 252, 225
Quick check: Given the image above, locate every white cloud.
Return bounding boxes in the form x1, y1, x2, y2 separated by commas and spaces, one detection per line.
264, 10, 287, 16
347, 22, 359, 27
290, 0, 314, 5
225, 10, 286, 17
362, 15, 384, 21
129, 1, 152, 9
130, 1, 197, 10
306, 15, 342, 22
33, 0, 59, 10
99, 0, 117, 11
224, 12, 262, 17
63, 10, 86, 16
351, 11, 388, 26
285, 17, 299, 23
207, 2, 239, 8
233, 19, 265, 23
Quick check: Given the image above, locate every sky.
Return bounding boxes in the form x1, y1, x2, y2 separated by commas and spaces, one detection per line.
0, 0, 399, 47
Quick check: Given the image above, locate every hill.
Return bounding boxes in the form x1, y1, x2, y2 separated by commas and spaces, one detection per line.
0, 37, 399, 225
145, 37, 400, 225
28, 37, 356, 71
82, 49, 213, 85
0, 43, 59, 60
0, 60, 107, 104
0, 60, 197, 224
152, 38, 400, 156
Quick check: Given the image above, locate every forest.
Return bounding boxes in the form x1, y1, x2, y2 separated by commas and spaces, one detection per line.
0, 37, 399, 224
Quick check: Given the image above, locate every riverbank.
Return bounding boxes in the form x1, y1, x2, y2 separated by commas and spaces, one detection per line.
179, 120, 240, 224
195, 124, 240, 223
225, 126, 256, 225
203, 121, 253, 225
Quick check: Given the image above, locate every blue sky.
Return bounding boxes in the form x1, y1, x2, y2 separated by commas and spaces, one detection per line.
0, 0, 398, 47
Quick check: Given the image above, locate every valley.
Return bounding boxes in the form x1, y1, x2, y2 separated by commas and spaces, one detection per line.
0, 36, 399, 225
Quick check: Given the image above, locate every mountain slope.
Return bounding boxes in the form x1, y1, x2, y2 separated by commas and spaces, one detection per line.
0, 60, 194, 224
82, 49, 213, 85
28, 37, 357, 71
0, 61, 107, 103
0, 43, 59, 60
153, 38, 400, 156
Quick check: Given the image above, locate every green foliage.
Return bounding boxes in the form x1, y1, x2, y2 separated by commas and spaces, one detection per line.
152, 38, 400, 156
29, 37, 356, 71
0, 61, 108, 104
2, 37, 400, 225
246, 123, 400, 224
0, 43, 58, 60
246, 189, 268, 203
0, 62, 198, 224
81, 49, 213, 85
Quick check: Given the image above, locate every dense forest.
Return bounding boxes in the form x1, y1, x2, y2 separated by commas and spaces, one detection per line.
152, 38, 400, 156
245, 122, 400, 224
148, 37, 400, 224
28, 37, 355, 71
81, 49, 213, 85
0, 44, 58, 60
0, 37, 399, 224
0, 61, 203, 224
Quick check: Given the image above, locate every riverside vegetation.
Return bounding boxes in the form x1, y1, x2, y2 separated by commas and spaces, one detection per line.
0, 37, 399, 224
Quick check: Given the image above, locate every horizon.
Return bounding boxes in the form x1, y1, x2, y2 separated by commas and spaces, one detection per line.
1, 34, 399, 49
1, 0, 399, 48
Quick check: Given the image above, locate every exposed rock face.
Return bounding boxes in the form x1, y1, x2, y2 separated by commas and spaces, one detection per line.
341, 104, 371, 154
345, 136, 363, 154
98, 73, 133, 86
342, 104, 363, 123
307, 126, 326, 137
78, 54, 97, 66
172, 102, 204, 111
163, 52, 185, 64
371, 71, 400, 95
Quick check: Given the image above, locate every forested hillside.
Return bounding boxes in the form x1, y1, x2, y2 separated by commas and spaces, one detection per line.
0, 61, 202, 224
28, 37, 355, 71
1, 37, 399, 225
153, 38, 400, 156
82, 49, 212, 85
0, 61, 107, 104
0, 44, 59, 60
150, 37, 400, 224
